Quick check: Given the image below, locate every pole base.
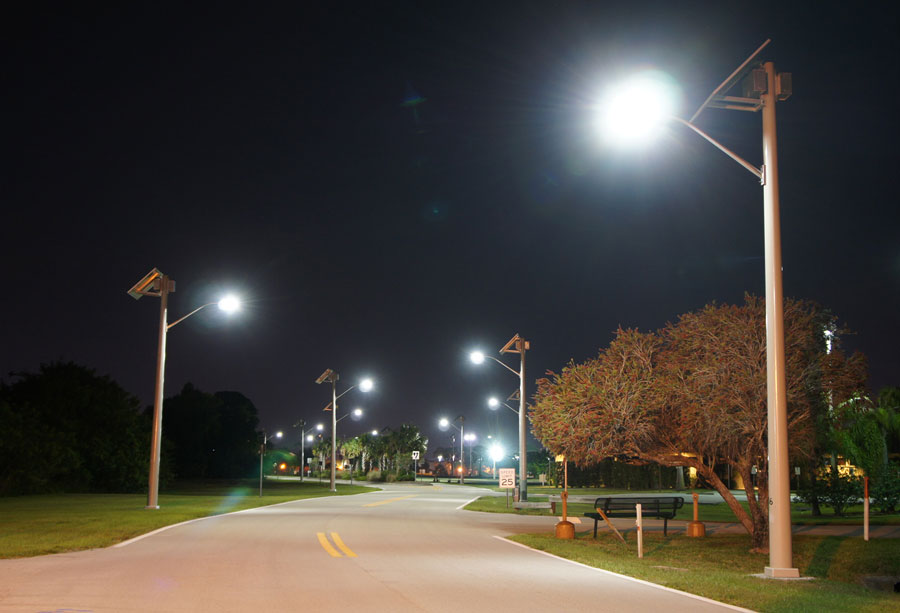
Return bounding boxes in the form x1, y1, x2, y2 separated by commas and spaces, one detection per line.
555, 520, 575, 539
764, 566, 800, 578
145, 505, 159, 510
686, 521, 706, 537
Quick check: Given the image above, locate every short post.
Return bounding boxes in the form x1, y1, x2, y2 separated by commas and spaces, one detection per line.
687, 492, 706, 537
554, 456, 574, 539
864, 477, 870, 542
636, 503, 643, 558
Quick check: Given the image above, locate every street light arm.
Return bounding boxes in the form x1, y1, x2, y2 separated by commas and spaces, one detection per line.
499, 402, 519, 415
671, 117, 763, 181
166, 302, 216, 330
485, 355, 521, 377
334, 384, 357, 402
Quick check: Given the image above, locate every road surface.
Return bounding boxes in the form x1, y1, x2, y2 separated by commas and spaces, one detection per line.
0, 483, 748, 612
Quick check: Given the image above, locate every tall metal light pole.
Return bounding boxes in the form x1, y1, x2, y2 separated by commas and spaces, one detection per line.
471, 333, 530, 500
603, 40, 796, 577
439, 416, 466, 484
316, 370, 373, 492
128, 269, 240, 509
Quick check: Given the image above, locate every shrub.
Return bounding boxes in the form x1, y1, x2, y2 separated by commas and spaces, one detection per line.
820, 467, 863, 516
871, 462, 900, 513
366, 469, 384, 482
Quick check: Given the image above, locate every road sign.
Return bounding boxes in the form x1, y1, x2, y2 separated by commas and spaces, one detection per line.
411, 451, 420, 460
499, 468, 516, 488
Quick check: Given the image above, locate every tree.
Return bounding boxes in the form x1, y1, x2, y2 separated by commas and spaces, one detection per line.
161, 384, 260, 479
531, 296, 867, 551
0, 362, 148, 494
340, 437, 364, 473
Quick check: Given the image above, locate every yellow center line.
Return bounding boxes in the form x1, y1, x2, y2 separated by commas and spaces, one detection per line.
363, 494, 418, 507
330, 532, 358, 558
317, 532, 342, 557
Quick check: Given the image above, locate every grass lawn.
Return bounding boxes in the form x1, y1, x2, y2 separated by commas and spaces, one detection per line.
463, 487, 900, 525
508, 531, 900, 612
0, 479, 375, 559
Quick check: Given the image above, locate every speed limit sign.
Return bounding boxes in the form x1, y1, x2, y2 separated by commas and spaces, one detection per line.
411, 451, 420, 460
499, 468, 516, 489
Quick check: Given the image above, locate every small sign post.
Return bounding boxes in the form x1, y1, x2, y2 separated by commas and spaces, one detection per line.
499, 468, 515, 508
412, 450, 420, 481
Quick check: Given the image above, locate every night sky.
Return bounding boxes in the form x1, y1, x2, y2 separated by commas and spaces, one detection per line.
3, 2, 898, 457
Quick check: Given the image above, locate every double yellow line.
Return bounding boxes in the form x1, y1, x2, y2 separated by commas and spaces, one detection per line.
317, 532, 357, 558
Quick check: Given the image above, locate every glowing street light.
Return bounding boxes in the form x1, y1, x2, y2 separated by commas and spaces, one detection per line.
438, 416, 467, 484
259, 430, 282, 496
315, 370, 374, 492
128, 268, 241, 509
470, 334, 530, 500
489, 443, 505, 480
600, 40, 796, 577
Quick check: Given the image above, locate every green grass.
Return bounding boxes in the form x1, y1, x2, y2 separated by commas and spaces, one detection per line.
0, 479, 375, 558
509, 531, 899, 612
462, 488, 900, 525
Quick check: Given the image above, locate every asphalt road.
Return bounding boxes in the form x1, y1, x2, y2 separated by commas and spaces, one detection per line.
0, 483, 749, 612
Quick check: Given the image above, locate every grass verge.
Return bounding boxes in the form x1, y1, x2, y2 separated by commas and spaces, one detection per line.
463, 489, 900, 525
0, 479, 375, 558
508, 531, 899, 612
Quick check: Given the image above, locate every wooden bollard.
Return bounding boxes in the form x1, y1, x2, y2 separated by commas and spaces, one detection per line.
686, 492, 706, 537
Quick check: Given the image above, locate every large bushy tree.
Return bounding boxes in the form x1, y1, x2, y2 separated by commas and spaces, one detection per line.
531, 296, 867, 550
0, 362, 148, 494
161, 384, 259, 479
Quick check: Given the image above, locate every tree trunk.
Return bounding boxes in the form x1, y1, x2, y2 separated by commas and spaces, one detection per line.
675, 466, 685, 490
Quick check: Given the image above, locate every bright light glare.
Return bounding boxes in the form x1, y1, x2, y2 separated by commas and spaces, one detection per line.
275, 431, 283, 438
353, 408, 363, 417
439, 417, 450, 428
306, 434, 313, 441
488, 397, 499, 409
597, 70, 680, 146
470, 351, 485, 364
464, 433, 477, 442
316, 423, 324, 431
371, 430, 378, 436
490, 444, 505, 462
359, 378, 374, 392
217, 294, 241, 313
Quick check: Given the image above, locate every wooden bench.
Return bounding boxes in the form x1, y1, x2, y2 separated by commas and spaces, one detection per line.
584, 497, 684, 537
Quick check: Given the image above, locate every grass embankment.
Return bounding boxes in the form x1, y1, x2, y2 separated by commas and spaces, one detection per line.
509, 531, 899, 612
465, 486, 900, 525
0, 479, 374, 559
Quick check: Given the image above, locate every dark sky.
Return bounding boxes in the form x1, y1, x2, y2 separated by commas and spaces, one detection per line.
3, 2, 898, 457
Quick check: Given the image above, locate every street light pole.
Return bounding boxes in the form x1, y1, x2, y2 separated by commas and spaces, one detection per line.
331, 374, 338, 492
516, 335, 527, 502
147, 274, 171, 510
459, 418, 465, 484
760, 60, 793, 577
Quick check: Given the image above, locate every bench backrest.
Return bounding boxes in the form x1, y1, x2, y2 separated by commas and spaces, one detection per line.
593, 497, 684, 513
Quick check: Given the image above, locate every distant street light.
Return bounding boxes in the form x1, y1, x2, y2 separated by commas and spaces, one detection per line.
259, 430, 282, 497
600, 40, 796, 577
315, 369, 374, 492
294, 421, 323, 481
439, 416, 466, 484
489, 443, 505, 481
470, 334, 530, 500
127, 268, 240, 509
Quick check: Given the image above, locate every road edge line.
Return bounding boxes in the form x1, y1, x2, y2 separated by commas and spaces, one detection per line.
492, 536, 753, 613
456, 496, 480, 510
113, 497, 326, 548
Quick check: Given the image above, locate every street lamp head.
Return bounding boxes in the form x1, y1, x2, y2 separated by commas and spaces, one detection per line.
488, 397, 500, 409
316, 423, 324, 431
275, 431, 283, 439
464, 433, 477, 442
469, 351, 485, 365
217, 294, 241, 313
371, 429, 378, 436
359, 378, 374, 392
352, 408, 363, 418
490, 444, 505, 462
306, 434, 313, 442
439, 417, 450, 429
597, 70, 680, 147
